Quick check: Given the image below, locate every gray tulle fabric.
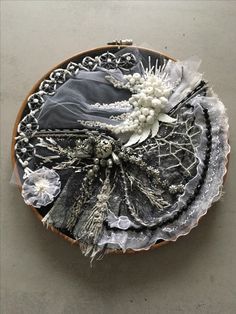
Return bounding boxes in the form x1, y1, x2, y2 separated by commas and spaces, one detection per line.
37, 49, 146, 130
37, 70, 130, 129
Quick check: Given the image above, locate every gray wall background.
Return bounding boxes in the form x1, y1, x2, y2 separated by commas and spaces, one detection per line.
1, 1, 236, 313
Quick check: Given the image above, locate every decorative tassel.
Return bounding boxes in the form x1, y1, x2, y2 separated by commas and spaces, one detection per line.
78, 169, 112, 259
66, 171, 95, 231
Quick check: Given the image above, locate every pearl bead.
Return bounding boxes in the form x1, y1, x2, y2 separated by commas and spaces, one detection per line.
152, 99, 161, 107
160, 96, 168, 104
129, 96, 135, 104
139, 114, 146, 122
94, 158, 100, 165
149, 109, 155, 116
107, 159, 113, 168
88, 169, 95, 177
93, 165, 99, 172
133, 122, 138, 129
141, 108, 149, 116
130, 78, 135, 85
133, 73, 141, 80
146, 115, 154, 124
130, 111, 136, 118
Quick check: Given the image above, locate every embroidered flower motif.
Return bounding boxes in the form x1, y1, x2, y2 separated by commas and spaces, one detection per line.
99, 52, 117, 70
106, 71, 176, 146
80, 56, 98, 71
15, 138, 35, 167
117, 53, 137, 70
21, 167, 61, 208
27, 92, 45, 111
17, 113, 39, 137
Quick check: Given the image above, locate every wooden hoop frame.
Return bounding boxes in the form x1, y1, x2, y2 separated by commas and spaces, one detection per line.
11, 45, 228, 255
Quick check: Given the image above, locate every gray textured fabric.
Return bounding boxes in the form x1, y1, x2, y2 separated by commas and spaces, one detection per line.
37, 71, 132, 129
37, 48, 146, 130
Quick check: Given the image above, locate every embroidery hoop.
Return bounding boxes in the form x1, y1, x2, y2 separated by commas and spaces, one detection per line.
11, 44, 230, 255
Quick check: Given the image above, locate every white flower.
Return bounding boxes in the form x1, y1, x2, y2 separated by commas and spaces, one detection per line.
111, 72, 176, 146
21, 167, 61, 208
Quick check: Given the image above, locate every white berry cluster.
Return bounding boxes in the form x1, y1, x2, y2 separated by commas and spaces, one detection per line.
113, 72, 172, 135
